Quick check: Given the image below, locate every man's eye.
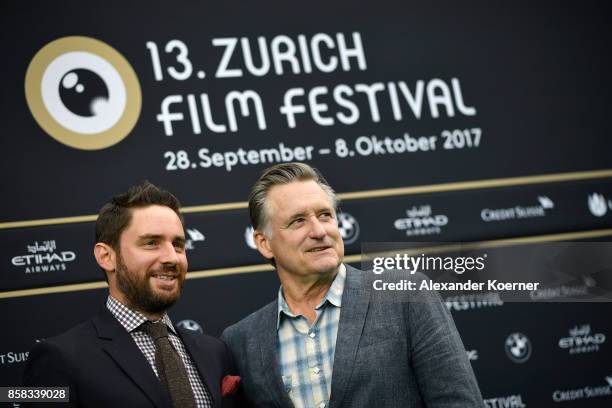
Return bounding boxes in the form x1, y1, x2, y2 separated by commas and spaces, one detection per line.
290, 218, 305, 227
319, 212, 335, 222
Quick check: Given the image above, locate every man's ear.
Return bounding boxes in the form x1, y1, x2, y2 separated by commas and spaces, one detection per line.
94, 243, 116, 272
253, 230, 274, 260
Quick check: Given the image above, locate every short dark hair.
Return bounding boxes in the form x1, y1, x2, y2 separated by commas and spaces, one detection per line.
248, 162, 337, 234
95, 181, 184, 252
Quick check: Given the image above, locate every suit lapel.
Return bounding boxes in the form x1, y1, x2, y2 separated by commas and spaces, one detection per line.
329, 265, 371, 408
258, 303, 295, 408
92, 309, 170, 408
179, 330, 220, 407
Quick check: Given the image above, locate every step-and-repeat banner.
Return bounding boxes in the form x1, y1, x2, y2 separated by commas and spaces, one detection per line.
2, 1, 612, 407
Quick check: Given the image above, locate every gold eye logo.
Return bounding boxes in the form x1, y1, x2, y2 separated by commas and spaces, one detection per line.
25, 36, 141, 150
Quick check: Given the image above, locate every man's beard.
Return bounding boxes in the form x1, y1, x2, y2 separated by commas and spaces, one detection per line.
115, 254, 184, 315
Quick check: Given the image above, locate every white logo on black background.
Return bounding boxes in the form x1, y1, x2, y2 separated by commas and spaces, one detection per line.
505, 332, 531, 363
483, 394, 525, 408
394, 205, 448, 237
185, 228, 205, 251
552, 376, 612, 402
445, 293, 504, 312
481, 196, 553, 222
338, 212, 360, 244
530, 276, 596, 301
558, 324, 606, 355
244, 226, 257, 250
0, 351, 30, 365
537, 196, 554, 209
588, 193, 610, 217
11, 240, 76, 274
176, 319, 203, 334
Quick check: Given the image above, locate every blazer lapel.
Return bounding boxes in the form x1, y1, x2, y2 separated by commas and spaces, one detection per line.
179, 330, 220, 407
258, 303, 295, 407
329, 265, 371, 408
92, 309, 170, 408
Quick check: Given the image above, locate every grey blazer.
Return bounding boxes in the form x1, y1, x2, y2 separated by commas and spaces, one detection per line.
222, 265, 484, 407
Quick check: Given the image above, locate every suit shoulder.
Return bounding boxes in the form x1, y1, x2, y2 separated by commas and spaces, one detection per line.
24, 319, 95, 386
179, 328, 226, 352
34, 318, 95, 354
222, 300, 276, 340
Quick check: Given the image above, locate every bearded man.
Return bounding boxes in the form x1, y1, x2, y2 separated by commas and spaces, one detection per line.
23, 182, 240, 407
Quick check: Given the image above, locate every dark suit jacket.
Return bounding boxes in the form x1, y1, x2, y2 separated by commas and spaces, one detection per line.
222, 265, 485, 408
23, 307, 238, 407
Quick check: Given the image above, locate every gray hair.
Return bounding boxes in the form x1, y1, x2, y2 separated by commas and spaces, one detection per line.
249, 162, 338, 235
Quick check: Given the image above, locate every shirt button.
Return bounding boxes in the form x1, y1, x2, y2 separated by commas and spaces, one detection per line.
312, 366, 321, 374
318, 402, 326, 408
309, 332, 316, 338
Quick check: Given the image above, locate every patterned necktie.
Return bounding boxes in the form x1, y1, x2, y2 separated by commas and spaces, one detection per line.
141, 321, 197, 408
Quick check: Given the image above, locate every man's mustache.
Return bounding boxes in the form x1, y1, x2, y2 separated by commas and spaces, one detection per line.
150, 264, 180, 274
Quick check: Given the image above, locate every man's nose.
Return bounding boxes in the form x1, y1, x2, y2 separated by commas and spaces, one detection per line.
308, 217, 326, 239
159, 241, 180, 264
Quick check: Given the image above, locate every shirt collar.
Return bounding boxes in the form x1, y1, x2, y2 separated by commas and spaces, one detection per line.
106, 295, 176, 335
277, 263, 346, 330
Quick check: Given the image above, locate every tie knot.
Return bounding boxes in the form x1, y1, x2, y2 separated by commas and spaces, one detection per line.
141, 321, 169, 341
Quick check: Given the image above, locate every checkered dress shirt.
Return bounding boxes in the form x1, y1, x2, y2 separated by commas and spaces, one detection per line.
106, 296, 212, 407
277, 264, 346, 408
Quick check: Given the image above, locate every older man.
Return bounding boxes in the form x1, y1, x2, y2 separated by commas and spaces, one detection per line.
222, 162, 484, 408
24, 182, 239, 407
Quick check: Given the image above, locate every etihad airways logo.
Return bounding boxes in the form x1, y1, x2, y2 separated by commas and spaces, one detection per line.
558, 324, 606, 355
11, 240, 76, 274
394, 205, 448, 237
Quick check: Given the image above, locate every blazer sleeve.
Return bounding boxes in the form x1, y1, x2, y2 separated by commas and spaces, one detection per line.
22, 340, 78, 407
220, 329, 250, 408
405, 289, 485, 407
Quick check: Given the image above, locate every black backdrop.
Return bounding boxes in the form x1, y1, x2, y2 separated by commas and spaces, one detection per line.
1, 1, 612, 407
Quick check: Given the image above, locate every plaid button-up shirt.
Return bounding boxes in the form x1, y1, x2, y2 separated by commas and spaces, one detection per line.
106, 296, 212, 407
277, 264, 346, 408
